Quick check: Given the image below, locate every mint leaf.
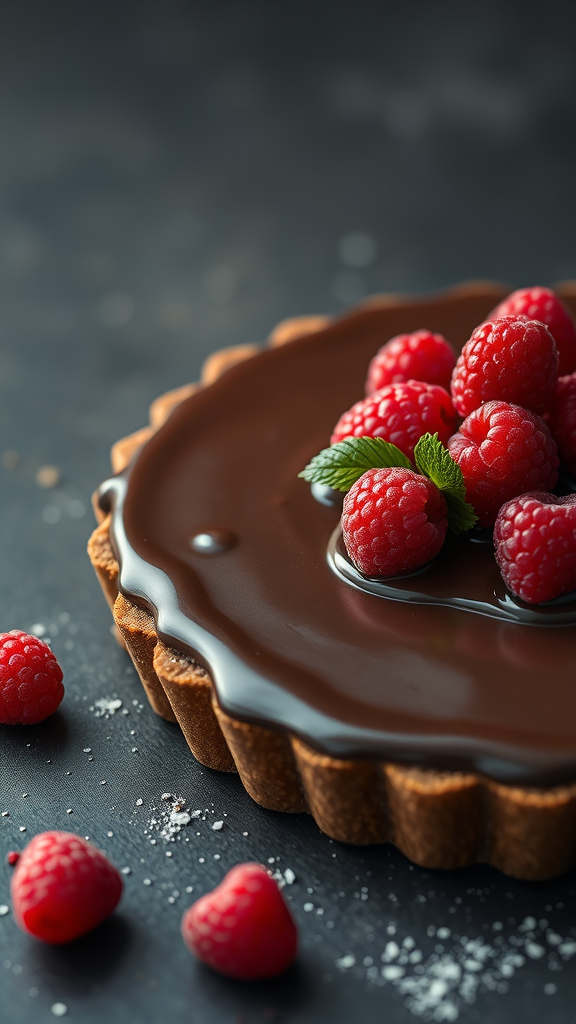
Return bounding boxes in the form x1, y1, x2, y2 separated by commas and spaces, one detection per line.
414, 432, 477, 534
443, 492, 478, 534
299, 436, 412, 492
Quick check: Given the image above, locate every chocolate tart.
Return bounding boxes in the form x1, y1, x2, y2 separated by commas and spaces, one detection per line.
88, 282, 576, 881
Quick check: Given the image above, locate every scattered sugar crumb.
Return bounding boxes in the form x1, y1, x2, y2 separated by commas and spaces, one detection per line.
0, 906, 9, 916
170, 811, 191, 826
212, 820, 223, 831
91, 696, 122, 718
335, 954, 356, 969
51, 1004, 68, 1017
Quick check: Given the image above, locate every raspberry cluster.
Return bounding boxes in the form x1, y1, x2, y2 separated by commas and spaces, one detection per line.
303, 287, 576, 604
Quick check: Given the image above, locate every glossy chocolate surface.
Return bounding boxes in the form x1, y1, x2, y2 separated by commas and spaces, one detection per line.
100, 285, 576, 785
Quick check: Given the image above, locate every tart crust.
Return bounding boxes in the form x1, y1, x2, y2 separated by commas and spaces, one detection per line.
88, 290, 576, 881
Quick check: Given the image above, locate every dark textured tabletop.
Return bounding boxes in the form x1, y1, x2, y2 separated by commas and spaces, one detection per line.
2, 2, 576, 1022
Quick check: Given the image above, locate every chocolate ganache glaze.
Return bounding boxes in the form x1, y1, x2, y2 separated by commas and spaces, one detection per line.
99, 285, 576, 786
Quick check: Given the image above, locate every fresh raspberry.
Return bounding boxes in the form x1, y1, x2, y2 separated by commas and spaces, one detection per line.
448, 401, 559, 527
450, 316, 558, 418
545, 373, 576, 475
7, 851, 20, 866
495, 492, 576, 604
11, 831, 122, 944
491, 287, 576, 376
341, 467, 448, 577
366, 330, 456, 394
181, 863, 297, 980
331, 381, 456, 462
0, 630, 64, 724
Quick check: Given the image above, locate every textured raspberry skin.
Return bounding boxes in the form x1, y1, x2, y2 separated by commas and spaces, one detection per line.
491, 287, 576, 376
448, 401, 559, 527
0, 630, 64, 725
450, 316, 558, 418
331, 381, 456, 462
11, 831, 122, 944
545, 373, 576, 475
495, 492, 576, 604
366, 330, 456, 394
181, 863, 297, 980
341, 467, 448, 577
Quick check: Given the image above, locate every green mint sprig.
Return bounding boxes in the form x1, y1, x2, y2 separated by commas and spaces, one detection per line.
413, 433, 477, 534
299, 432, 477, 535
298, 436, 411, 492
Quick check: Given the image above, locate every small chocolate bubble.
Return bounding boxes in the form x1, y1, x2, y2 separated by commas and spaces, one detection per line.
190, 527, 237, 555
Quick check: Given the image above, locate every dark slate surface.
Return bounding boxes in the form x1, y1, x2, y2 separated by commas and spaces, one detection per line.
1, 2, 576, 1021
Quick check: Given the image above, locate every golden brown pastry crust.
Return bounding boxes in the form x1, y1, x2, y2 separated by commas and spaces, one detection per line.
88, 299, 576, 881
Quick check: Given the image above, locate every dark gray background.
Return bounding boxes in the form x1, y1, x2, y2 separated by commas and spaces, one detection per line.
1, 2, 576, 1022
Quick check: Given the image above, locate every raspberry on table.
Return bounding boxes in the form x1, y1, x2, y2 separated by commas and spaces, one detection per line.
331, 380, 456, 462
491, 287, 576, 376
495, 492, 576, 604
450, 316, 558, 418
11, 831, 122, 944
0, 630, 64, 725
545, 373, 576, 476
448, 401, 559, 527
365, 329, 456, 394
341, 467, 448, 577
181, 863, 297, 980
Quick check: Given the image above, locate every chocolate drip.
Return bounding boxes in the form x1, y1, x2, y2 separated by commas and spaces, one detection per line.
100, 285, 576, 786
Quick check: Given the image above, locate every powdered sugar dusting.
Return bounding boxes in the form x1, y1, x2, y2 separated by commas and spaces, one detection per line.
333, 913, 576, 1019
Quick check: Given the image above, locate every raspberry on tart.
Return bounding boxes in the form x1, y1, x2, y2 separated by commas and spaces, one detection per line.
331, 380, 456, 462
11, 831, 122, 944
450, 315, 558, 417
365, 329, 455, 393
0, 630, 64, 725
491, 286, 576, 376
181, 863, 297, 980
545, 373, 576, 476
341, 467, 448, 577
448, 401, 559, 527
495, 492, 576, 604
